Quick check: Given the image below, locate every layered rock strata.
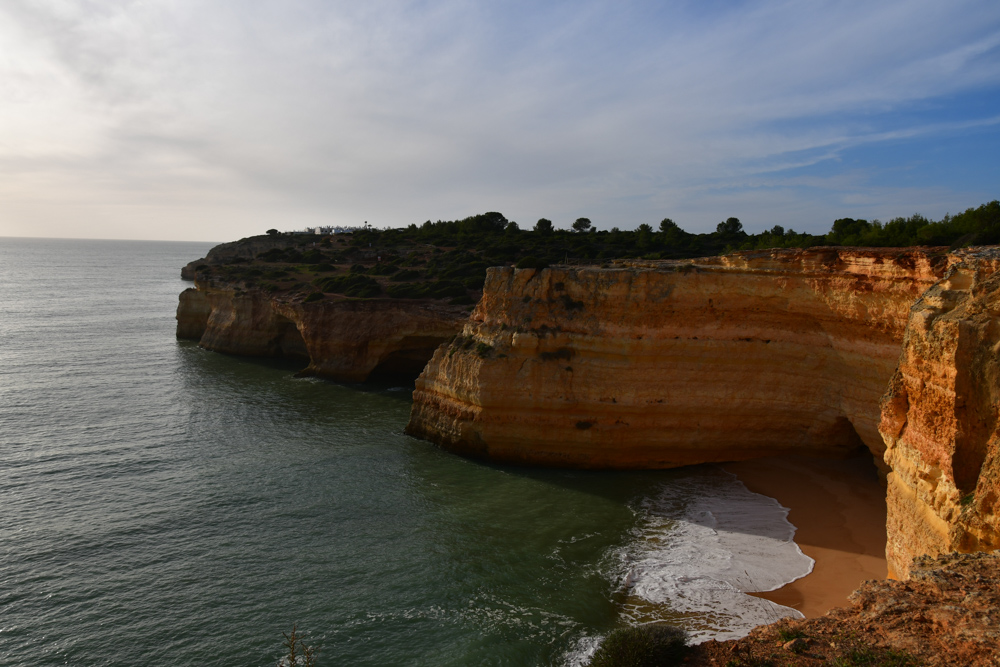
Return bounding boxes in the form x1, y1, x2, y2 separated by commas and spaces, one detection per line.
177, 282, 466, 382
407, 248, 949, 469
879, 248, 1000, 577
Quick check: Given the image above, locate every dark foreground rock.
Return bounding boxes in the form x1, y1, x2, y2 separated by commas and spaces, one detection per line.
687, 551, 1000, 667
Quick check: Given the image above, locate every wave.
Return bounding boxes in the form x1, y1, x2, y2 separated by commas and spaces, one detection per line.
566, 466, 814, 665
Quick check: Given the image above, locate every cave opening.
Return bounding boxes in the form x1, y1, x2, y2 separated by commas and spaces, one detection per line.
272, 316, 310, 363
367, 336, 450, 383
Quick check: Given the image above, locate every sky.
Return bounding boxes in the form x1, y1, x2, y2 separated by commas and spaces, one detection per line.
1, 0, 999, 242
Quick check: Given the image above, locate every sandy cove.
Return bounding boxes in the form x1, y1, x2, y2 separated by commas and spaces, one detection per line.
726, 454, 888, 618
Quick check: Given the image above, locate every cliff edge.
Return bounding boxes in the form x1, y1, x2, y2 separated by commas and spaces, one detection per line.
177, 280, 466, 382
407, 247, 948, 470
879, 248, 1000, 576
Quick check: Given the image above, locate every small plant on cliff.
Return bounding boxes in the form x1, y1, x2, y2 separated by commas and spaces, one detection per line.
475, 342, 493, 358
832, 645, 917, 667
587, 624, 688, 667
279, 625, 318, 667
776, 627, 806, 642
303, 292, 324, 303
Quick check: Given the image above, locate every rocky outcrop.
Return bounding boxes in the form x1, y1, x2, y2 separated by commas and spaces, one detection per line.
690, 550, 1000, 666
181, 235, 305, 280
879, 248, 1000, 577
176, 282, 466, 382
407, 248, 950, 469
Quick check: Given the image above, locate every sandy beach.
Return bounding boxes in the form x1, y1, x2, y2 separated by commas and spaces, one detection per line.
725, 452, 888, 618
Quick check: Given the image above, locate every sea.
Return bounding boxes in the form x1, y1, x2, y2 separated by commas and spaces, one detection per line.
0, 237, 813, 666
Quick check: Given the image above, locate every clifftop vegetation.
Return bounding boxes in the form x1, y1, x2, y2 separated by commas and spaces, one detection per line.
192, 200, 998, 303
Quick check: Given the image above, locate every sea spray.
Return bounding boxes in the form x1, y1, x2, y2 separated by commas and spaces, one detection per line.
565, 465, 814, 665
617, 466, 813, 642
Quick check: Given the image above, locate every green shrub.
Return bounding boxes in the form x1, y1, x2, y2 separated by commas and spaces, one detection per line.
303, 292, 324, 302
833, 646, 917, 667
587, 624, 688, 667
516, 256, 549, 270
369, 263, 399, 276
463, 275, 486, 290
385, 279, 466, 299
776, 628, 806, 642
391, 269, 423, 282
313, 274, 381, 298
301, 249, 324, 264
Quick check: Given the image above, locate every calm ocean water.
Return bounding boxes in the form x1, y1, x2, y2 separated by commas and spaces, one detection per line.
0, 238, 810, 666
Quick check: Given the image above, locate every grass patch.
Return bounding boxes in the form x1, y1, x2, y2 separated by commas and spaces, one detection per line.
587, 624, 688, 667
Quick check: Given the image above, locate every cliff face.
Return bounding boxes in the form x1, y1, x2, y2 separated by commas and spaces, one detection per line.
879, 249, 1000, 577
177, 282, 466, 382
407, 248, 949, 469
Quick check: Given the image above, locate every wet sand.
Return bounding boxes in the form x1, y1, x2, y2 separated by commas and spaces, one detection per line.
724, 453, 888, 618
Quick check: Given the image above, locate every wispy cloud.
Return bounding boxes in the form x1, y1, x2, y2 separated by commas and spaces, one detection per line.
0, 0, 998, 240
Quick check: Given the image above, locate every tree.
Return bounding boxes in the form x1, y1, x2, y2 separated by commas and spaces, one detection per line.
716, 217, 744, 235
572, 217, 593, 233
636, 223, 653, 249
769, 225, 785, 237
534, 218, 554, 235
266, 228, 279, 236
659, 218, 679, 233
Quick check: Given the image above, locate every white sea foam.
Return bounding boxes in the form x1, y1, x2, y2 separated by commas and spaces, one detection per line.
615, 466, 813, 643
563, 467, 814, 665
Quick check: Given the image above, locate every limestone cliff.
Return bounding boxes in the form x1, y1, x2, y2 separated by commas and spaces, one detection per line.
879, 248, 1000, 577
407, 247, 949, 469
177, 281, 466, 382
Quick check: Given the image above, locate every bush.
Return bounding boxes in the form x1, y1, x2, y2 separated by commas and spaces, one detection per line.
313, 274, 381, 298
303, 292, 324, 302
463, 275, 486, 290
587, 624, 688, 667
368, 263, 399, 276
301, 249, 324, 264
391, 269, 423, 282
516, 256, 549, 270
385, 279, 466, 299
534, 218, 554, 234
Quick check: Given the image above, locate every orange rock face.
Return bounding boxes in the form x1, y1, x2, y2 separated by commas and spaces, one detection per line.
691, 550, 1000, 666
407, 248, 949, 469
176, 282, 466, 382
879, 248, 1000, 577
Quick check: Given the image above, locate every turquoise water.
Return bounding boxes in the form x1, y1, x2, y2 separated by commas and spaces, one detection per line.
0, 238, 808, 666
